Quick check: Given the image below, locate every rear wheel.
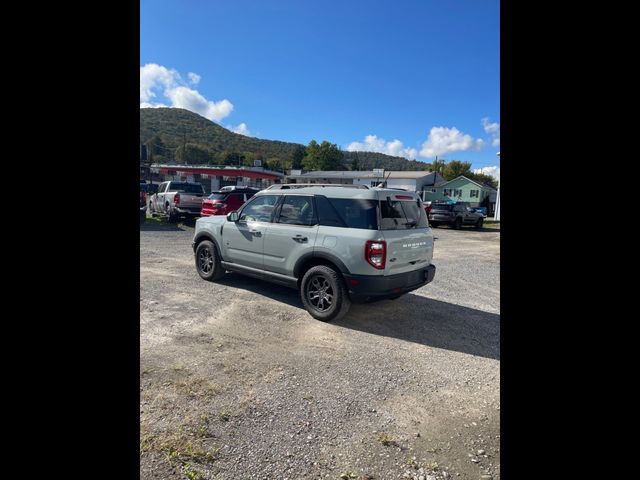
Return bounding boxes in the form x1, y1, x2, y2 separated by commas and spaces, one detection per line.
300, 265, 351, 322
195, 240, 225, 281
167, 204, 177, 223
475, 218, 484, 229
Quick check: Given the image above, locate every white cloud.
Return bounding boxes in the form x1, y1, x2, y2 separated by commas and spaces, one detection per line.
227, 122, 251, 136
187, 72, 201, 85
139, 63, 234, 122
474, 166, 500, 181
481, 117, 500, 147
165, 86, 234, 122
419, 127, 485, 158
140, 64, 180, 103
139, 101, 168, 108
346, 134, 418, 160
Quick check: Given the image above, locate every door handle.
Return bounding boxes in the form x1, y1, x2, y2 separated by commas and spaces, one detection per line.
249, 229, 262, 237
292, 235, 308, 243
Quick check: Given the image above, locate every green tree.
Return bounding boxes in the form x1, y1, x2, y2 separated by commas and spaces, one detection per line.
468, 172, 498, 189
176, 143, 211, 164
302, 140, 343, 170
443, 160, 472, 180
291, 145, 305, 169
429, 158, 446, 176
223, 151, 245, 166
350, 153, 361, 171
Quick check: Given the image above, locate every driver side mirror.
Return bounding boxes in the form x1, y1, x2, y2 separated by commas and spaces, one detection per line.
227, 211, 239, 222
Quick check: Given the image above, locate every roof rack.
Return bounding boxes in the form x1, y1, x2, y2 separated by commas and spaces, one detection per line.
266, 183, 369, 190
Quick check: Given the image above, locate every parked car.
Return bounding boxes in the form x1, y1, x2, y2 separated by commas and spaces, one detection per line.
149, 181, 205, 222
428, 201, 484, 229
473, 207, 488, 218
192, 185, 436, 322
139, 183, 147, 223
200, 188, 260, 217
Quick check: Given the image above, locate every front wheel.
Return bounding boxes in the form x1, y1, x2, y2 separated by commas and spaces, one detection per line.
475, 218, 484, 229
300, 265, 351, 322
195, 240, 225, 281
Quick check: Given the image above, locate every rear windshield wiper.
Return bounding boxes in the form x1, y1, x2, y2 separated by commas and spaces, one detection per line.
405, 220, 417, 228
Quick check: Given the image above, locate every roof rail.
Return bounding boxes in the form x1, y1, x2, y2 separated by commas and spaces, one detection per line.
266, 183, 369, 190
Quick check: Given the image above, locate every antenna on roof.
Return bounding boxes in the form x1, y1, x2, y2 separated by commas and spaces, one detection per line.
376, 170, 392, 188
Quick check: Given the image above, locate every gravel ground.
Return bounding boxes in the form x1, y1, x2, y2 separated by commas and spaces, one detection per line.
140, 219, 500, 480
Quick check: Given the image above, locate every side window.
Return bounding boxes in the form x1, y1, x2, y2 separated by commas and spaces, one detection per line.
316, 196, 345, 227
160, 183, 167, 193
239, 195, 279, 222
229, 194, 243, 206
277, 196, 316, 226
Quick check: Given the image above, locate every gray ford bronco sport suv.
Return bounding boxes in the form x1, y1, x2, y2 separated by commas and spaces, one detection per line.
192, 184, 436, 322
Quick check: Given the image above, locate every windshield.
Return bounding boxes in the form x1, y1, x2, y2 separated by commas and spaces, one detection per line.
171, 183, 203, 194
379, 198, 429, 230
430, 204, 454, 211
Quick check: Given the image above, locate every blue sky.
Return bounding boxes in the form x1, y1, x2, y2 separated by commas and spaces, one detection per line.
141, 0, 500, 176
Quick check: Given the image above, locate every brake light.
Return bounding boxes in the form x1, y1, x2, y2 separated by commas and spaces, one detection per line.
173, 193, 180, 204
365, 240, 386, 270
395, 195, 414, 200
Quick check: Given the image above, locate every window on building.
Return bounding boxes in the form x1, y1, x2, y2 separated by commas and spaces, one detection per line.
470, 189, 479, 198
443, 189, 451, 196
453, 189, 462, 196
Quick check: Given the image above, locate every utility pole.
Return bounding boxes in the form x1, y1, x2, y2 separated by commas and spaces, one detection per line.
182, 126, 187, 164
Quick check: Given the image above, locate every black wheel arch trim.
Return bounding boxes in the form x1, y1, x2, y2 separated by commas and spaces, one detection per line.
192, 232, 223, 259
293, 251, 351, 279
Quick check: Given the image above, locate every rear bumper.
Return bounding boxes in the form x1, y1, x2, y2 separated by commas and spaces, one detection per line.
174, 206, 201, 216
344, 264, 436, 303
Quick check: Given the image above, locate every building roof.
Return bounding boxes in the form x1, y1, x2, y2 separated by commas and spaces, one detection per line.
150, 164, 284, 179
435, 175, 497, 191
287, 170, 435, 179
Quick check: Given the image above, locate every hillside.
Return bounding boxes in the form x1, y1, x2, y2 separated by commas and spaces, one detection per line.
140, 108, 430, 171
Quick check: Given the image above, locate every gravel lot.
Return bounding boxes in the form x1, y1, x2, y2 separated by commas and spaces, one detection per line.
140, 219, 500, 480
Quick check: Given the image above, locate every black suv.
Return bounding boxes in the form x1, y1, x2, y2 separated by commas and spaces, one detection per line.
428, 201, 484, 229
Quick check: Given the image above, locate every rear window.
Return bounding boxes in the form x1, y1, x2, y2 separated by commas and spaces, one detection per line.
380, 198, 429, 230
316, 196, 378, 230
207, 193, 227, 200
170, 183, 203, 194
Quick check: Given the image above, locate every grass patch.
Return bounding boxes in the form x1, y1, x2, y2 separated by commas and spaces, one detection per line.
377, 433, 399, 447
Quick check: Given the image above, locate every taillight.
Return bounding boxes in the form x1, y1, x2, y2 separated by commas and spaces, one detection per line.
173, 193, 180, 204
365, 240, 386, 270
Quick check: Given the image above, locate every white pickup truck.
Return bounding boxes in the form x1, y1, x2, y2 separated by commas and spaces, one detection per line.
149, 181, 205, 222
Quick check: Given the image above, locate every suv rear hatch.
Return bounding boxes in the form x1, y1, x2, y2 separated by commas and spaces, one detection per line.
376, 192, 434, 276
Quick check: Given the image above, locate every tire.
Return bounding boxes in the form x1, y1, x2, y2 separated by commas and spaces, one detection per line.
195, 240, 225, 281
475, 218, 484, 229
167, 204, 177, 223
300, 265, 351, 322
452, 217, 462, 230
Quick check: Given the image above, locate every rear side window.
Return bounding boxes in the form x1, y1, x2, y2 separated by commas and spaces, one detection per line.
277, 196, 316, 226
316, 196, 377, 230
380, 198, 428, 230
